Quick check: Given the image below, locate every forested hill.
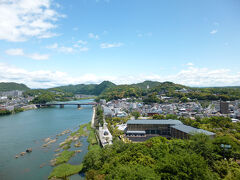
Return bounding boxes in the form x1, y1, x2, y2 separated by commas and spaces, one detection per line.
50, 81, 116, 95
2, 80, 240, 102
98, 81, 190, 101
0, 82, 30, 92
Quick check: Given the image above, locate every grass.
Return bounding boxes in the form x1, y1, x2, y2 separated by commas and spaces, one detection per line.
48, 122, 100, 178
55, 150, 75, 165
48, 163, 83, 179
59, 139, 73, 150
70, 124, 88, 137
86, 122, 99, 150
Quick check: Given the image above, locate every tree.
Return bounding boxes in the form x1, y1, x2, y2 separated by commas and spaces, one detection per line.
180, 96, 188, 103
131, 111, 140, 119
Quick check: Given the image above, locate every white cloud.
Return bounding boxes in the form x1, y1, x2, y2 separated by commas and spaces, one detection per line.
46, 43, 58, 49
88, 33, 99, 39
5, 48, 49, 60
46, 43, 73, 53
0, 0, 64, 42
59, 46, 74, 53
1, 63, 240, 88
100, 42, 123, 49
186, 62, 194, 66
5, 48, 24, 56
47, 41, 89, 53
210, 29, 218, 34
27, 53, 49, 60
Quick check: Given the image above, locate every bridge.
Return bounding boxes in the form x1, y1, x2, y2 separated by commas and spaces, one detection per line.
36, 102, 97, 109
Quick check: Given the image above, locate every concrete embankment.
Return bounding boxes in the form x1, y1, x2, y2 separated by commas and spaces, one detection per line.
91, 106, 96, 128
22, 104, 37, 110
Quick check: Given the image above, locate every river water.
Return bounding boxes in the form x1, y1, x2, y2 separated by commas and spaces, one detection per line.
0, 99, 93, 180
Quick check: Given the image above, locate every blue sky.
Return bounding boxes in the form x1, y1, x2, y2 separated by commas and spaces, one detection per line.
0, 0, 240, 88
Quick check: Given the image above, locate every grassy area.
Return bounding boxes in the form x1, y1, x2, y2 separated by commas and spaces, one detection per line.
59, 139, 73, 150
48, 163, 83, 179
86, 123, 99, 150
55, 151, 75, 165
48, 122, 99, 179
70, 124, 88, 137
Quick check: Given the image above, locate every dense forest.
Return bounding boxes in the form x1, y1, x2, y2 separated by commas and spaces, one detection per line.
0, 82, 30, 92
82, 135, 240, 180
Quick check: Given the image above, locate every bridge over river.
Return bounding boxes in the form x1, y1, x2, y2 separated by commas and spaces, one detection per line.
36, 102, 97, 108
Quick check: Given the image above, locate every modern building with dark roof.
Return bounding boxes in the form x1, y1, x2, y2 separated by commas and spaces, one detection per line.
171, 124, 215, 139
125, 119, 215, 141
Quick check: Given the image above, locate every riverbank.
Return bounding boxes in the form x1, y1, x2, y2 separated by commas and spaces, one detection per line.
91, 106, 96, 128
48, 122, 99, 179
0, 104, 37, 116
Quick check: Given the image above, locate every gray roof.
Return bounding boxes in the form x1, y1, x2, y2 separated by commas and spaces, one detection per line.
172, 124, 215, 136
126, 131, 146, 134
127, 119, 183, 125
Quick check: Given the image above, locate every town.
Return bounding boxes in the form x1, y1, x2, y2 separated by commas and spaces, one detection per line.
0, 90, 35, 113
100, 96, 240, 122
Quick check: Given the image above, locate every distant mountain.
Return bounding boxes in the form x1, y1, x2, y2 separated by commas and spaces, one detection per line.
0, 82, 30, 92
98, 81, 189, 100
93, 81, 116, 95
50, 81, 116, 95
150, 81, 188, 93
132, 80, 162, 90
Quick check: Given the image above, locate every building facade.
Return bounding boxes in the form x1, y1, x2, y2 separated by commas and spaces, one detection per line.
125, 119, 215, 141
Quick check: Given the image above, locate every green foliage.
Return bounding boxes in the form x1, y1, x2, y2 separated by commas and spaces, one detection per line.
0, 109, 11, 115
14, 108, 24, 113
152, 114, 165, 119
48, 163, 83, 179
143, 93, 159, 104
131, 111, 140, 119
152, 114, 178, 120
86, 123, 98, 147
25, 89, 74, 104
83, 137, 228, 179
180, 96, 188, 102
0, 82, 29, 92
0, 108, 24, 116
98, 85, 142, 101
132, 80, 163, 90
55, 151, 75, 165
50, 81, 116, 95
95, 106, 104, 127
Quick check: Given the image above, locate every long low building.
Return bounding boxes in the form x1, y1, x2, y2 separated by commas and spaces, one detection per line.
125, 119, 215, 141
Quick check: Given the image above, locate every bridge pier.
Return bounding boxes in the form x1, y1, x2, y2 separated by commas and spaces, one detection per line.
77, 104, 81, 109
60, 104, 64, 108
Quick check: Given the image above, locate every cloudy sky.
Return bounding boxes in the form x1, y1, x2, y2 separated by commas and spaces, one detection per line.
0, 0, 240, 88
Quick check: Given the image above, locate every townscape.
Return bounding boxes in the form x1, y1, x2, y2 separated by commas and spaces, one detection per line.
101, 97, 240, 121
1, 0, 240, 179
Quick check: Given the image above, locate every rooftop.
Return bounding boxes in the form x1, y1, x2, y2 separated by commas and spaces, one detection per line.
172, 124, 215, 136
127, 119, 183, 125
126, 131, 146, 134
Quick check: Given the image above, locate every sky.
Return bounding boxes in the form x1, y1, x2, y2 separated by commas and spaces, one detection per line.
0, 0, 240, 88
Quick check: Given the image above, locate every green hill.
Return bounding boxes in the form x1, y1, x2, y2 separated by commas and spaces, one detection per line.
50, 81, 116, 95
0, 82, 30, 92
132, 80, 162, 90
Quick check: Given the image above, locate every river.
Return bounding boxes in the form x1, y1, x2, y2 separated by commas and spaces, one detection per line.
0, 99, 93, 180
